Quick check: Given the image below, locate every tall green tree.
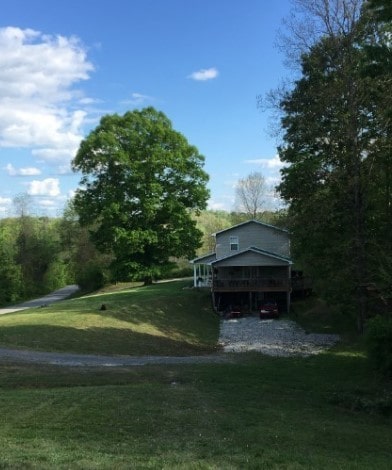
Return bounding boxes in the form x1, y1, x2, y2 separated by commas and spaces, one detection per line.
276, 1, 390, 331
72, 107, 209, 284
14, 216, 65, 297
59, 201, 112, 291
360, 0, 392, 296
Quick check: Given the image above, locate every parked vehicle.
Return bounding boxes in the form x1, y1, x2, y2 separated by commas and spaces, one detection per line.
259, 301, 279, 319
225, 305, 242, 319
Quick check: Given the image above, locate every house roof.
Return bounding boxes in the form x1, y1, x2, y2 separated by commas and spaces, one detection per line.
213, 219, 289, 236
192, 246, 292, 266
211, 246, 292, 266
191, 252, 217, 264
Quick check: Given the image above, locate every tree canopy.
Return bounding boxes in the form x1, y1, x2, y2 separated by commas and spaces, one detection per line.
277, 0, 391, 331
72, 107, 210, 283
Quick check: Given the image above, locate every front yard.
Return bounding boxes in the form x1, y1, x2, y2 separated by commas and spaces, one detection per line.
0, 351, 391, 469
0, 280, 391, 468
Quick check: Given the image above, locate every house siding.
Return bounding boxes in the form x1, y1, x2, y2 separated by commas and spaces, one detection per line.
215, 222, 289, 259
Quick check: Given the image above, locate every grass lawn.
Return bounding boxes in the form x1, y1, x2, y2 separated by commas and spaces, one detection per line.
0, 282, 391, 468
0, 280, 219, 356
0, 352, 391, 469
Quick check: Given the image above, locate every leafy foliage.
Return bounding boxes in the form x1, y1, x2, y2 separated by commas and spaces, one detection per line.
0, 223, 22, 304
72, 107, 209, 283
277, 2, 391, 330
366, 315, 392, 378
0, 216, 75, 304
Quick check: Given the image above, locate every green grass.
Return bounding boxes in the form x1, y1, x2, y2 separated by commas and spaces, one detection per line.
0, 352, 391, 469
0, 280, 219, 356
0, 284, 391, 468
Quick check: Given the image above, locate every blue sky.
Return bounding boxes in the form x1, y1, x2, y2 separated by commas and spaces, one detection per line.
0, 0, 292, 217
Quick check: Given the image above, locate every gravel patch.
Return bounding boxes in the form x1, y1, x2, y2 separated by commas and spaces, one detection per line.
219, 316, 340, 357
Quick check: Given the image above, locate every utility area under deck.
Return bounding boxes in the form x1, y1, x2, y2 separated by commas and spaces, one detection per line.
213, 290, 290, 314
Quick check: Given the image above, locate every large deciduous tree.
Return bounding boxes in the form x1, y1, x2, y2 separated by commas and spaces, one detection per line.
277, 0, 391, 331
72, 107, 209, 284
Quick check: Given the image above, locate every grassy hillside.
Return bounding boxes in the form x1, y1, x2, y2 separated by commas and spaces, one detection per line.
0, 280, 219, 356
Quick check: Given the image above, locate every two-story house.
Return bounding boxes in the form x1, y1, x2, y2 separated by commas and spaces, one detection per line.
191, 220, 292, 314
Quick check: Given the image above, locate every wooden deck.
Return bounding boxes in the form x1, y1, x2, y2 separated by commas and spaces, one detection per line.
212, 278, 290, 292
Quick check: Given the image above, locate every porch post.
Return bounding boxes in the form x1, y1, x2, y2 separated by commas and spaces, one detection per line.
287, 265, 291, 313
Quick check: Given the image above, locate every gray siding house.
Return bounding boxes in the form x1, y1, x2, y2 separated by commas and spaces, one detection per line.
191, 220, 292, 313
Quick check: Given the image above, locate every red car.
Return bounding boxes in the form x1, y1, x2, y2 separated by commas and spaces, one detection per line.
259, 301, 279, 319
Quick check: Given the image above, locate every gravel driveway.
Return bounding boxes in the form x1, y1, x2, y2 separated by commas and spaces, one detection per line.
219, 316, 340, 357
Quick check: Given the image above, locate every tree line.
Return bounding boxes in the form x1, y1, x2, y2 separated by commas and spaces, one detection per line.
0, 205, 281, 307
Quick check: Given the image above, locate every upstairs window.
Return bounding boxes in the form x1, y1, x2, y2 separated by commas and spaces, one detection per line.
230, 236, 239, 251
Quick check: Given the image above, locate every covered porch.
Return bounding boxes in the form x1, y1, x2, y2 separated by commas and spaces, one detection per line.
191, 252, 216, 288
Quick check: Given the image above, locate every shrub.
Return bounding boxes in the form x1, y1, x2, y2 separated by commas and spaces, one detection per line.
43, 259, 71, 292
365, 315, 392, 378
76, 261, 108, 292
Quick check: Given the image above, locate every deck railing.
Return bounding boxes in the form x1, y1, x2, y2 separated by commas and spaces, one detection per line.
212, 278, 290, 292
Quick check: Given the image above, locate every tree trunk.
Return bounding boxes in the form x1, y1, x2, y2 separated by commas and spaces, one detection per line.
144, 276, 153, 286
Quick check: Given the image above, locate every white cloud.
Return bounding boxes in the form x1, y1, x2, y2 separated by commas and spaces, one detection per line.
27, 178, 60, 196
188, 67, 219, 81
208, 200, 227, 211
55, 164, 73, 175
5, 163, 41, 176
121, 92, 154, 106
0, 196, 12, 214
0, 196, 12, 205
245, 154, 284, 169
0, 26, 93, 164
37, 199, 56, 207
67, 189, 76, 200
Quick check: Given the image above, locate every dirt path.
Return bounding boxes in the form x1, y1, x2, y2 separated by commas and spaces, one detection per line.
0, 347, 230, 367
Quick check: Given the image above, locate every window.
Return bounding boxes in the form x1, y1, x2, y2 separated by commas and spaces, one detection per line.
230, 236, 239, 251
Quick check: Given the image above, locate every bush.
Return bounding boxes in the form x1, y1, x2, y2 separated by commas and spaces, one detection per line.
43, 259, 71, 292
76, 261, 108, 292
365, 315, 392, 378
